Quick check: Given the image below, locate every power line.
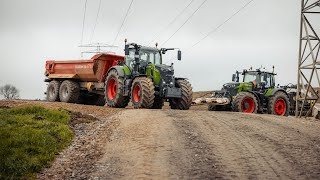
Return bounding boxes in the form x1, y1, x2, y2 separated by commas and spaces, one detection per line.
80, 0, 88, 46
163, 0, 255, 64
190, 0, 255, 48
147, 0, 195, 46
90, 0, 102, 43
161, 0, 208, 46
112, 0, 134, 46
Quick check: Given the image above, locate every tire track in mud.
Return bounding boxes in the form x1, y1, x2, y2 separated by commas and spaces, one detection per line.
166, 111, 223, 179
220, 113, 320, 179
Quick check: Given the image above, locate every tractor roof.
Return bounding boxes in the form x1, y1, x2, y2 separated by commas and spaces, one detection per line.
243, 69, 277, 75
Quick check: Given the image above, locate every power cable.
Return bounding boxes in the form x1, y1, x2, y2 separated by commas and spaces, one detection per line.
163, 0, 255, 64
190, 0, 255, 48
80, 0, 88, 46
147, 0, 195, 46
161, 0, 208, 46
112, 0, 134, 46
90, 0, 102, 43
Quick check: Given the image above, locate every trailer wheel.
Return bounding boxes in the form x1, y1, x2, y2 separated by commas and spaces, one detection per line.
151, 96, 164, 109
232, 92, 258, 113
268, 92, 289, 116
105, 69, 129, 108
131, 77, 155, 109
59, 80, 80, 103
169, 79, 193, 110
47, 80, 61, 102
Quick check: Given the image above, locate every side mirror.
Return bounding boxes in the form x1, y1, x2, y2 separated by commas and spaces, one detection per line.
232, 74, 236, 82
177, 50, 181, 61
125, 45, 129, 55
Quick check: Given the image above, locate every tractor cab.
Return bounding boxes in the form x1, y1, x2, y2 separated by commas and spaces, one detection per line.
241, 70, 276, 90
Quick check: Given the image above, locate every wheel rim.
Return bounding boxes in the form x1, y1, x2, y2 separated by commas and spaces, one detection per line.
133, 84, 141, 103
241, 97, 255, 113
107, 78, 117, 100
49, 86, 55, 97
274, 98, 286, 116
62, 85, 68, 98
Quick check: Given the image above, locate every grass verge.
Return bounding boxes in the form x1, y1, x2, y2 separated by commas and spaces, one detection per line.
0, 106, 73, 179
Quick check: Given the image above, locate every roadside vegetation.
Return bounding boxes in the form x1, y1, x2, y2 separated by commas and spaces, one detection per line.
0, 106, 73, 179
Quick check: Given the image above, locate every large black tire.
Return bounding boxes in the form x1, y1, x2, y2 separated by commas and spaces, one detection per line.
131, 77, 155, 109
105, 69, 130, 108
169, 79, 193, 110
59, 80, 80, 103
268, 91, 289, 116
151, 96, 164, 109
47, 81, 61, 102
232, 92, 258, 113
208, 104, 226, 111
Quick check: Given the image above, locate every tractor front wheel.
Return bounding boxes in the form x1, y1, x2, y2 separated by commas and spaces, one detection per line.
131, 77, 155, 109
268, 92, 289, 116
232, 92, 258, 113
105, 70, 130, 108
169, 79, 193, 110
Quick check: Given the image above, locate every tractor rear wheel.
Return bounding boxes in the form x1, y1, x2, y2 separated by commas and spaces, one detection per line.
268, 92, 289, 116
151, 96, 164, 109
169, 79, 193, 110
131, 77, 155, 109
232, 92, 258, 113
47, 80, 61, 102
59, 80, 80, 103
105, 70, 130, 108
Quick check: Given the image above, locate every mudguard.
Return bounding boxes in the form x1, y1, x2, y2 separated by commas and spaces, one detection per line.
107, 65, 131, 77
269, 88, 288, 97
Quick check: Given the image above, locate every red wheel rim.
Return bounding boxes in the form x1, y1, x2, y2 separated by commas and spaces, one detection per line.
107, 78, 117, 100
274, 98, 286, 116
241, 97, 255, 113
133, 84, 141, 102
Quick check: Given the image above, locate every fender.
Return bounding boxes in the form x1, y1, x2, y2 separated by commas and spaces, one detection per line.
107, 65, 131, 78
269, 88, 288, 97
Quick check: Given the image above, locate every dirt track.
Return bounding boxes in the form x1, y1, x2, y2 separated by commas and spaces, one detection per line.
90, 109, 320, 179
1, 100, 320, 179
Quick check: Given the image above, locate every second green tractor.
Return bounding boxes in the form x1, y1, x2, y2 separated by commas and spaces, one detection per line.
207, 68, 294, 116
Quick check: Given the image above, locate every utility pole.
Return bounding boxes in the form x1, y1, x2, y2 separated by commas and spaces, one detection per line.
79, 43, 118, 57
296, 0, 320, 117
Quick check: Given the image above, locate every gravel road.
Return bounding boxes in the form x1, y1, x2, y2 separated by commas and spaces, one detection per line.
89, 109, 320, 180
1, 100, 320, 179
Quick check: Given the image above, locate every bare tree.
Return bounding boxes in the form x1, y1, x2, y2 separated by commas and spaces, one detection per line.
0, 84, 20, 99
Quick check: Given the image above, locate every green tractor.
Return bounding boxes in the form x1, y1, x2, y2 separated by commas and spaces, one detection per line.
105, 41, 193, 109
207, 68, 291, 116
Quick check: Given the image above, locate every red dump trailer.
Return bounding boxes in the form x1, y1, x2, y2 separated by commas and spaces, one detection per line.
45, 53, 124, 105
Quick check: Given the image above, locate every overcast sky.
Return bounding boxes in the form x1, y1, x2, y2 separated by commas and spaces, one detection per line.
0, 0, 318, 99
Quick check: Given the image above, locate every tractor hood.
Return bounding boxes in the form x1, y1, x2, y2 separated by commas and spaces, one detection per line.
222, 82, 241, 90
155, 64, 174, 76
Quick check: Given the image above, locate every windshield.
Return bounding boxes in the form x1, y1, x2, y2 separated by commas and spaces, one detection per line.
243, 72, 258, 83
139, 50, 161, 65
125, 49, 162, 67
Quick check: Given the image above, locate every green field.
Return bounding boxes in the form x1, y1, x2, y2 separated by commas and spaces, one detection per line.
0, 106, 73, 179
